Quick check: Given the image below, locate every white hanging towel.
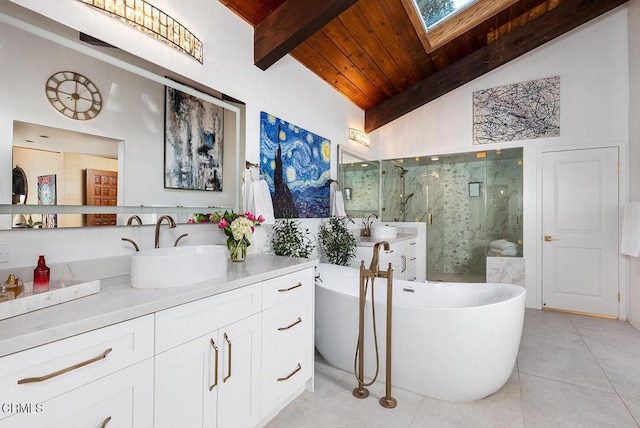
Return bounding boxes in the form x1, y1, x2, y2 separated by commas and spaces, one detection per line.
253, 180, 275, 224
620, 202, 640, 257
244, 167, 259, 213
330, 181, 346, 217
245, 167, 275, 224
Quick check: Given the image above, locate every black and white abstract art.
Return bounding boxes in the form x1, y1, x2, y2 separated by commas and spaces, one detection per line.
473, 76, 560, 145
165, 86, 224, 191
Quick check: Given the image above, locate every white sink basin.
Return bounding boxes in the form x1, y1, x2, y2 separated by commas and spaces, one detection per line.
371, 225, 398, 240
130, 245, 228, 289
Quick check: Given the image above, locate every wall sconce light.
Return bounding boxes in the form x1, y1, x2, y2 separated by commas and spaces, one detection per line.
79, 0, 203, 63
348, 128, 370, 148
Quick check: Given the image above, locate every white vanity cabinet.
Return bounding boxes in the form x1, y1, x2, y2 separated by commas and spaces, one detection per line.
154, 283, 262, 428
260, 270, 314, 420
352, 242, 403, 279
0, 315, 155, 427
404, 237, 418, 281
0, 258, 317, 428
352, 234, 423, 281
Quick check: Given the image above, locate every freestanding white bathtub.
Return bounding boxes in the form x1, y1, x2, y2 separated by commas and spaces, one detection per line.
315, 263, 526, 402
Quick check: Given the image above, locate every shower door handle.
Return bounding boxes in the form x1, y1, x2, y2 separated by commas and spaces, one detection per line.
544, 235, 559, 242
428, 213, 433, 225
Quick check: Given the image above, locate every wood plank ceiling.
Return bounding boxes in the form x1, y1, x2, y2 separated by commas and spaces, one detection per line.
219, 0, 628, 133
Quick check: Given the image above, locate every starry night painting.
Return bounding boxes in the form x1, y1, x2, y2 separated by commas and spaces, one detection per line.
259, 112, 331, 218
165, 86, 224, 191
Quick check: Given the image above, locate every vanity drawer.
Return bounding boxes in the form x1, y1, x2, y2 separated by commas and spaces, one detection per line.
261, 339, 313, 416
155, 282, 261, 353
1, 358, 154, 427
0, 315, 154, 412
262, 294, 311, 356
262, 269, 314, 310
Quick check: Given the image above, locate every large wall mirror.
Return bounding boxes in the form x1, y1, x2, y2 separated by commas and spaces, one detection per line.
337, 145, 380, 218
0, 3, 244, 230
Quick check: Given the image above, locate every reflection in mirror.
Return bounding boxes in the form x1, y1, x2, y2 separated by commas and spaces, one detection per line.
12, 121, 120, 229
12, 165, 27, 205
0, 5, 244, 230
337, 145, 380, 217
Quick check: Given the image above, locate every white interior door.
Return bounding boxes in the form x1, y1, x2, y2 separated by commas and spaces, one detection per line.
542, 147, 619, 317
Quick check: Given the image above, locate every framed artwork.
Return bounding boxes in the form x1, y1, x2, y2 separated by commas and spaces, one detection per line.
259, 112, 331, 218
37, 174, 56, 205
473, 76, 560, 145
164, 86, 224, 191
37, 174, 57, 228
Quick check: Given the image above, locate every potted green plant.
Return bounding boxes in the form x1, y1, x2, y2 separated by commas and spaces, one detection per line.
271, 218, 315, 258
317, 217, 357, 266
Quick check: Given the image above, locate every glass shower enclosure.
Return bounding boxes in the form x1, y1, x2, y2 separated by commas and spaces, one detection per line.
381, 148, 523, 283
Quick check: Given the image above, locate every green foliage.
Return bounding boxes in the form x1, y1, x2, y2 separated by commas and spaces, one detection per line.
317, 217, 357, 266
415, 0, 455, 27
271, 219, 315, 258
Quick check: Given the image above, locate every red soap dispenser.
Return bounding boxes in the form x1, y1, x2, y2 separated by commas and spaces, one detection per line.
33, 255, 50, 293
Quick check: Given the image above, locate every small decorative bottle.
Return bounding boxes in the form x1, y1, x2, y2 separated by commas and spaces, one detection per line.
33, 255, 50, 293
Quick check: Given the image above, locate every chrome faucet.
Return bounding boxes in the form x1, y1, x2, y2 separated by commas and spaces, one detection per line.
154, 215, 176, 248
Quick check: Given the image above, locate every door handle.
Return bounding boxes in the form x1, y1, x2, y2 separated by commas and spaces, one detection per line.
428, 213, 433, 225
544, 235, 559, 242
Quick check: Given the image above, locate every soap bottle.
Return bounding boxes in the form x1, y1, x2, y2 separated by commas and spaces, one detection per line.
33, 255, 50, 293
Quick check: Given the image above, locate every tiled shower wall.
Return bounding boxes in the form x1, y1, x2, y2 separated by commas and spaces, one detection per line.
341, 165, 379, 217
381, 150, 522, 278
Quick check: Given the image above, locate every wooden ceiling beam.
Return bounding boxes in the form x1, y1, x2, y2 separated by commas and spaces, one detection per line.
254, 0, 359, 70
365, 0, 629, 133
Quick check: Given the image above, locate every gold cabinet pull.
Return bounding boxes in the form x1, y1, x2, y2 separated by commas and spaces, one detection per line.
100, 416, 112, 428
17, 348, 112, 384
544, 235, 559, 242
278, 282, 302, 293
223, 333, 232, 383
209, 338, 218, 391
428, 213, 433, 225
277, 363, 302, 382
277, 317, 302, 331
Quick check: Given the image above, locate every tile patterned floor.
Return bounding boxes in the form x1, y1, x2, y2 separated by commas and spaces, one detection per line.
266, 309, 640, 427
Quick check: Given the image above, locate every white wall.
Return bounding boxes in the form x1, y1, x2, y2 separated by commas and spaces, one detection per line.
0, 0, 363, 268
628, 0, 640, 329
369, 6, 630, 312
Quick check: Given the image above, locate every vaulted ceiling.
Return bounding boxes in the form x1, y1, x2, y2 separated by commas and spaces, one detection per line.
219, 0, 628, 132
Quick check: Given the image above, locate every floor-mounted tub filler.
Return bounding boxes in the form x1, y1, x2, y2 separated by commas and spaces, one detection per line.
315, 262, 526, 402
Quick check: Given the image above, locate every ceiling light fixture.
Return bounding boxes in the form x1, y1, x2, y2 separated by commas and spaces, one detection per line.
78, 0, 203, 63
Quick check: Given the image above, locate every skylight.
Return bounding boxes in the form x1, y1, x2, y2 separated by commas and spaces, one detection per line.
413, 0, 478, 29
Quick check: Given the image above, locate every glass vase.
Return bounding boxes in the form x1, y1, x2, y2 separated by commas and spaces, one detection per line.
228, 239, 247, 262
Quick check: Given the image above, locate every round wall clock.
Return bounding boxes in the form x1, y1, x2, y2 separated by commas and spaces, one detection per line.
45, 71, 102, 120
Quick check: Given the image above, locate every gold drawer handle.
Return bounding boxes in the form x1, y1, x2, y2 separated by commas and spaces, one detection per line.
101, 416, 112, 428
223, 333, 232, 383
278, 282, 302, 293
277, 317, 302, 331
18, 348, 112, 384
277, 363, 302, 382
209, 338, 219, 391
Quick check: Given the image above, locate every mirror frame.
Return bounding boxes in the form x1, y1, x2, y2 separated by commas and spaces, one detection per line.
0, 10, 242, 224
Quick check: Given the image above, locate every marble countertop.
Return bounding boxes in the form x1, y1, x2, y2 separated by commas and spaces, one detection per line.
356, 233, 417, 247
0, 254, 317, 358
